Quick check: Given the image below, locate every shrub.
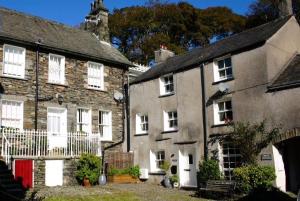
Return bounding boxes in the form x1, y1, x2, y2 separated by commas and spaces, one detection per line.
75, 153, 101, 185
108, 165, 140, 178
233, 165, 276, 193
198, 160, 221, 182
170, 175, 179, 183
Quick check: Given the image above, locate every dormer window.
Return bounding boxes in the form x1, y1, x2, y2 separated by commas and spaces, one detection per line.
214, 57, 233, 82
160, 74, 174, 96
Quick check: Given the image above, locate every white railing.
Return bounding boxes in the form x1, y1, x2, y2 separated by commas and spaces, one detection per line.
0, 129, 101, 164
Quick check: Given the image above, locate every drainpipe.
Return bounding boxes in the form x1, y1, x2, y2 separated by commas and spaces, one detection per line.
101, 69, 126, 174
126, 76, 130, 152
34, 41, 41, 131
200, 63, 208, 161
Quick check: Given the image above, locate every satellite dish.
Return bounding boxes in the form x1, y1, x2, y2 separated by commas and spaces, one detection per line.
218, 83, 229, 93
114, 90, 124, 102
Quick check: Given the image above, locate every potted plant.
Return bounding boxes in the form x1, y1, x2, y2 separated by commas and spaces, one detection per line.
160, 161, 172, 188
108, 166, 140, 184
170, 175, 179, 188
76, 153, 101, 187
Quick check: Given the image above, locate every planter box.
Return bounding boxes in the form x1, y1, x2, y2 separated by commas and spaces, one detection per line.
108, 174, 139, 184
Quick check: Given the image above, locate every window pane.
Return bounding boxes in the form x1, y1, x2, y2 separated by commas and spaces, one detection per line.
226, 68, 233, 77
225, 58, 232, 67
219, 70, 226, 78
218, 103, 225, 111
218, 60, 224, 69
225, 101, 232, 110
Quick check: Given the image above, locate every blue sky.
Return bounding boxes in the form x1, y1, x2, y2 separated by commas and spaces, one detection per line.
0, 0, 254, 26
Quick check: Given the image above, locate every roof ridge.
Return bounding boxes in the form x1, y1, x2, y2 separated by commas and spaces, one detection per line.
0, 6, 94, 36
157, 15, 292, 65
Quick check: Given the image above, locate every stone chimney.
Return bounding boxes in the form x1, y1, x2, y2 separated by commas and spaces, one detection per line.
279, 0, 293, 17
154, 45, 175, 64
85, 0, 110, 42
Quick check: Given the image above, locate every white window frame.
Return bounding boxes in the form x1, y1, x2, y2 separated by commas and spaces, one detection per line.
2, 44, 26, 78
88, 61, 104, 90
76, 108, 92, 133
213, 56, 233, 82
135, 114, 148, 135
156, 150, 165, 171
98, 110, 112, 141
0, 100, 24, 130
213, 99, 233, 125
150, 150, 165, 172
163, 110, 178, 131
159, 74, 174, 95
48, 54, 65, 84
221, 141, 241, 181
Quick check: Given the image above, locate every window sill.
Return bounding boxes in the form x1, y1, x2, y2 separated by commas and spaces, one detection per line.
149, 171, 166, 176
211, 123, 229, 128
212, 77, 234, 85
159, 92, 175, 98
47, 82, 68, 87
0, 75, 28, 81
86, 87, 108, 93
161, 130, 178, 134
134, 133, 148, 137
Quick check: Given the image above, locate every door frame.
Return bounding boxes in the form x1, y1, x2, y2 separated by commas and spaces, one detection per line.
178, 148, 197, 187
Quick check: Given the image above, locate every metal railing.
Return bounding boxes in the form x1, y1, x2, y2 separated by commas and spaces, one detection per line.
0, 129, 102, 166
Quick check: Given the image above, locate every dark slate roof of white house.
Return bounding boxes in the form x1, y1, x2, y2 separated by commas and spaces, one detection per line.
131, 15, 293, 84
0, 7, 132, 67
269, 54, 300, 91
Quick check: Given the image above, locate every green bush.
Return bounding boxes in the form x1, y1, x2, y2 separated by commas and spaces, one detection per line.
75, 153, 101, 185
198, 160, 221, 182
170, 175, 179, 183
108, 165, 140, 178
233, 165, 276, 193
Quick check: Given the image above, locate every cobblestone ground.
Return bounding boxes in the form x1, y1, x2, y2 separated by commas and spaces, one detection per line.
28, 183, 211, 201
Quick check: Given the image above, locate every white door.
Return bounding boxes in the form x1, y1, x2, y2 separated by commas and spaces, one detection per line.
45, 160, 63, 186
47, 108, 67, 149
179, 149, 197, 187
273, 145, 286, 192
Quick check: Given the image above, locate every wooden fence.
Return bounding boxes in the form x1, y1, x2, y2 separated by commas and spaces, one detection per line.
105, 152, 134, 170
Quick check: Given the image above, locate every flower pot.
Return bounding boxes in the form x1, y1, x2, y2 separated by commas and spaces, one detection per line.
173, 182, 179, 188
83, 177, 91, 187
163, 176, 172, 188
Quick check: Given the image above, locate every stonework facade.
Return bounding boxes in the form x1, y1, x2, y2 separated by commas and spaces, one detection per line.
0, 43, 126, 150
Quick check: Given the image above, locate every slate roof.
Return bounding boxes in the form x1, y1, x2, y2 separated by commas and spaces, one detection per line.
0, 7, 131, 67
269, 54, 300, 91
131, 15, 292, 85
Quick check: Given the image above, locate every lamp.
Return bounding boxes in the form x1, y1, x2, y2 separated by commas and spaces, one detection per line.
0, 83, 4, 99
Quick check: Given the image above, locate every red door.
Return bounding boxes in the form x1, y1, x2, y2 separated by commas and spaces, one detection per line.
15, 160, 33, 189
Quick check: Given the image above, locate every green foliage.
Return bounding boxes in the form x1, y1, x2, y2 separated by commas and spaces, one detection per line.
198, 160, 221, 182
159, 161, 171, 172
170, 175, 179, 183
108, 166, 141, 178
233, 165, 276, 193
75, 154, 101, 185
246, 0, 300, 28
109, 2, 245, 64
210, 121, 281, 165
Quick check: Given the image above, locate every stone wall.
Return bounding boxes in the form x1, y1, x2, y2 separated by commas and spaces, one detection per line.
34, 160, 45, 189
0, 42, 126, 150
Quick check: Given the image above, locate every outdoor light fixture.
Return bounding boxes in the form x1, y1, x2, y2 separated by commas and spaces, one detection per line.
56, 94, 64, 105
0, 83, 4, 99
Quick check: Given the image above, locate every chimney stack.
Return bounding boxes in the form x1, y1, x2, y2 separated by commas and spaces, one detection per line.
85, 0, 110, 42
279, 0, 293, 17
154, 45, 175, 64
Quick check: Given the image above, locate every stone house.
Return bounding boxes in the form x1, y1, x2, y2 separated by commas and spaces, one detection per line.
0, 0, 131, 188
129, 15, 300, 191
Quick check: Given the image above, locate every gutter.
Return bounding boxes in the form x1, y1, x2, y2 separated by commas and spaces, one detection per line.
200, 63, 208, 161
267, 82, 300, 92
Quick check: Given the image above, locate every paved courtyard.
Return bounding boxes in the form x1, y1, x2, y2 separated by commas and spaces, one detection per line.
29, 183, 210, 201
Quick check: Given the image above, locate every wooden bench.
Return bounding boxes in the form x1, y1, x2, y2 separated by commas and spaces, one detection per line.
198, 180, 236, 197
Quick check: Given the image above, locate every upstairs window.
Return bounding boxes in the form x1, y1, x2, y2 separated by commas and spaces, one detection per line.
160, 74, 174, 95
214, 99, 233, 125
136, 114, 148, 134
99, 110, 112, 141
88, 62, 104, 90
164, 111, 178, 131
48, 54, 65, 84
3, 45, 26, 78
77, 108, 91, 133
214, 57, 233, 82
1, 100, 23, 130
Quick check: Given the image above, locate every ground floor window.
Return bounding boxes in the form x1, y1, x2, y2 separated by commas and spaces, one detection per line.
222, 141, 241, 180
156, 151, 165, 169
1, 100, 23, 130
